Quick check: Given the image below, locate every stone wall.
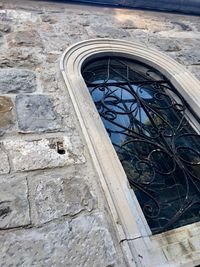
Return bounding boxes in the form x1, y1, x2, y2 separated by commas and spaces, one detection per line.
0, 0, 200, 266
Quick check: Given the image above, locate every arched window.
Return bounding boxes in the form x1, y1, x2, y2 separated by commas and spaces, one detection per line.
61, 39, 200, 266
82, 56, 200, 234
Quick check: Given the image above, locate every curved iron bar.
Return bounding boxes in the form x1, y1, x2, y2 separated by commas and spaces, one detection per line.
82, 56, 200, 234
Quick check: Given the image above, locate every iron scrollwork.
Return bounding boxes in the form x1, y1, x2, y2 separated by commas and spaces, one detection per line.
82, 57, 200, 234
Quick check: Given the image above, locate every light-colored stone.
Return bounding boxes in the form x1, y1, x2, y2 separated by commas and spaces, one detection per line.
0, 213, 119, 267
86, 26, 130, 38
0, 69, 36, 94
16, 94, 62, 133
0, 1, 200, 267
4, 136, 85, 172
7, 30, 42, 47
187, 65, 200, 81
0, 48, 43, 68
0, 22, 10, 32
0, 144, 9, 174
0, 9, 40, 22
148, 36, 181, 52
0, 177, 30, 228
29, 173, 96, 224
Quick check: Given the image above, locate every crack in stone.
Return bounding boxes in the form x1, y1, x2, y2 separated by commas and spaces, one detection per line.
25, 177, 32, 225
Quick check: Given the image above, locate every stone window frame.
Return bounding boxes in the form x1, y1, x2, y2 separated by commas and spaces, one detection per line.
60, 39, 200, 266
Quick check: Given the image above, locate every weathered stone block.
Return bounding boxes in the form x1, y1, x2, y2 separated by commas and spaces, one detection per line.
0, 96, 14, 135
0, 178, 30, 229
0, 69, 36, 94
148, 37, 181, 52
0, 214, 118, 267
0, 49, 43, 68
0, 23, 11, 33
86, 26, 130, 38
16, 95, 61, 133
4, 137, 85, 172
0, 145, 10, 174
7, 30, 43, 47
29, 174, 95, 224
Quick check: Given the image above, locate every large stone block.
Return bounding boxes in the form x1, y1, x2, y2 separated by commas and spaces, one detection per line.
148, 36, 181, 52
3, 136, 85, 172
0, 69, 36, 94
0, 49, 43, 69
0, 214, 119, 267
16, 95, 61, 133
29, 173, 96, 224
0, 177, 30, 229
0, 144, 10, 174
7, 30, 43, 47
0, 96, 14, 135
86, 26, 130, 38
0, 23, 11, 33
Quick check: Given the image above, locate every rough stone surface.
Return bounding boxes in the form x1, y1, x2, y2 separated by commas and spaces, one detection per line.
7, 30, 43, 47
0, 1, 200, 266
0, 144, 10, 174
29, 173, 96, 224
0, 49, 43, 69
16, 94, 61, 133
0, 178, 30, 229
0, 213, 118, 267
148, 36, 182, 52
153, 223, 200, 266
87, 26, 130, 38
0, 22, 10, 32
4, 137, 85, 172
0, 69, 36, 94
0, 96, 14, 135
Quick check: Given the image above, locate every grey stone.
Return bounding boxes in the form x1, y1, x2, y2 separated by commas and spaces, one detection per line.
3, 136, 85, 172
148, 37, 181, 52
128, 29, 149, 43
187, 65, 200, 81
175, 49, 200, 66
119, 20, 138, 29
0, 178, 30, 229
172, 21, 192, 31
0, 213, 119, 267
0, 23, 11, 33
0, 69, 37, 94
41, 15, 57, 24
29, 173, 96, 224
16, 95, 61, 133
0, 11, 12, 21
86, 26, 130, 38
0, 145, 10, 174
0, 49, 43, 68
7, 30, 43, 47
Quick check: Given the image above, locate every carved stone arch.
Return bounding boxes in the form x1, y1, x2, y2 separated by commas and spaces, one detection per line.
60, 39, 200, 267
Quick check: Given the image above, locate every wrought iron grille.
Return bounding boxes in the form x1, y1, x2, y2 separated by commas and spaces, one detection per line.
82, 57, 200, 234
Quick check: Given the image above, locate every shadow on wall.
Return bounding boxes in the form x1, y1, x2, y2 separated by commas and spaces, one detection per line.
64, 0, 200, 15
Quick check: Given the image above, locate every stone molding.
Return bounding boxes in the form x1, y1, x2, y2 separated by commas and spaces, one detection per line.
60, 39, 200, 267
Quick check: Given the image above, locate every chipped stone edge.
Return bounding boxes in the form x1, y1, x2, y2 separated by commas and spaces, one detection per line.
60, 38, 200, 267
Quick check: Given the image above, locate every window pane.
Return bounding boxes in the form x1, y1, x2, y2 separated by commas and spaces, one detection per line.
82, 57, 200, 234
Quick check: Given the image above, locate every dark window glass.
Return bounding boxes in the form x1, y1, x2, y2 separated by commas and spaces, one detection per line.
82, 57, 200, 234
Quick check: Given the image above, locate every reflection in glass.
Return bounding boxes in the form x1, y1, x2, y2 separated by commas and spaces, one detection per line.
82, 57, 200, 234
